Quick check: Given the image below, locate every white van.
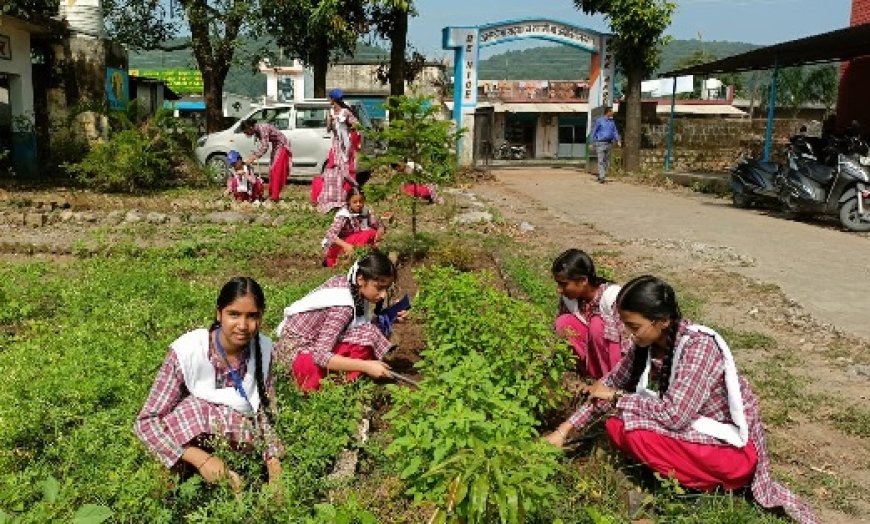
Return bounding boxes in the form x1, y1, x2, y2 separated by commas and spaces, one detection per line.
195, 100, 371, 180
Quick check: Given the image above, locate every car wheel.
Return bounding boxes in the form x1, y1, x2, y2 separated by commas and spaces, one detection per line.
207, 154, 229, 182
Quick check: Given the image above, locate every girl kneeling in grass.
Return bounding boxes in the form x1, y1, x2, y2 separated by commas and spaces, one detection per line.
545, 275, 817, 524
552, 249, 628, 379
321, 188, 386, 268
274, 251, 407, 392
134, 277, 283, 491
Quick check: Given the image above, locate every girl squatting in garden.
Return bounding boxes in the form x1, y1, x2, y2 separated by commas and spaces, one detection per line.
321, 188, 386, 268
274, 251, 407, 392
134, 277, 283, 491
552, 249, 628, 379
545, 275, 817, 523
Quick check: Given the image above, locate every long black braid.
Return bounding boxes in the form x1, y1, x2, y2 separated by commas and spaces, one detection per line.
617, 275, 683, 395
252, 331, 274, 425
212, 277, 272, 422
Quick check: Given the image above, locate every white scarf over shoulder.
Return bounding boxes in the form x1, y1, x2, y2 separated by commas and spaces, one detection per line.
275, 263, 372, 337
634, 324, 749, 448
171, 328, 272, 415
561, 284, 620, 325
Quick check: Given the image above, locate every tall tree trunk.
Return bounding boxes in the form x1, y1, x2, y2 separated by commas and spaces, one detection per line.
202, 70, 225, 133
312, 35, 329, 98
623, 65, 642, 172
388, 6, 408, 99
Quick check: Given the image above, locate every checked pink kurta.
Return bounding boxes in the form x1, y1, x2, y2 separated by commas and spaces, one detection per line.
134, 338, 283, 468
568, 321, 818, 524
274, 276, 392, 370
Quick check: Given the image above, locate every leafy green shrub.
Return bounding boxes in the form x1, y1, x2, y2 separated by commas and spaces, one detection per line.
386, 266, 572, 523
66, 129, 169, 192
66, 108, 206, 192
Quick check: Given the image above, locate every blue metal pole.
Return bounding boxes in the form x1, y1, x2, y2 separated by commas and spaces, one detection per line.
764, 60, 779, 162
665, 76, 677, 172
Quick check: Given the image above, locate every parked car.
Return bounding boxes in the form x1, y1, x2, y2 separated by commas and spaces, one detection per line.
195, 100, 372, 181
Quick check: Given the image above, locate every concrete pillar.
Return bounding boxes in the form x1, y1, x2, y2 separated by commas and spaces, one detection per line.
459, 109, 475, 166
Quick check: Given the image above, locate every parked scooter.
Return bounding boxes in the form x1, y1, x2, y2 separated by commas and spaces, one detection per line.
730, 152, 784, 208
779, 134, 870, 232
495, 141, 527, 160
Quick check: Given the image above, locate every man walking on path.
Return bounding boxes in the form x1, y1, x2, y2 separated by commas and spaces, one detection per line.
591, 107, 621, 183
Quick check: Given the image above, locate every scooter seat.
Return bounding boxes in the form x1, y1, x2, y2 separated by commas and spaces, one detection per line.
801, 163, 834, 185
755, 161, 780, 174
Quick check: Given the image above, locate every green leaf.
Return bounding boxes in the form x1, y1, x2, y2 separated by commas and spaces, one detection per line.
400, 456, 422, 479
42, 476, 60, 504
469, 475, 490, 522
72, 504, 113, 524
0, 509, 12, 524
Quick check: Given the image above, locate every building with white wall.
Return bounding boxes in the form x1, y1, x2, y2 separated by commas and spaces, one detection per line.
0, 15, 48, 175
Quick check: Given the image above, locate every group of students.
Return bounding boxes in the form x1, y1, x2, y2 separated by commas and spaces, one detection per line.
134, 251, 405, 491
224, 87, 440, 268
544, 249, 816, 523
134, 241, 815, 518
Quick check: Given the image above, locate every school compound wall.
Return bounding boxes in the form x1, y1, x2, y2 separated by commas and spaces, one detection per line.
638, 118, 805, 172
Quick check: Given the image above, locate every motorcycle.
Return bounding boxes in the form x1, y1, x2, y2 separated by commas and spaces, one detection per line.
778, 135, 870, 232
729, 152, 784, 209
494, 141, 527, 160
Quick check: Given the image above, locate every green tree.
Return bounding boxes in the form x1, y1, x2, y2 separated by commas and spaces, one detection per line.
574, 0, 676, 172
361, 94, 461, 239
805, 65, 839, 113
1, 0, 60, 20
763, 65, 838, 118
368, 0, 418, 101
260, 0, 367, 98
102, 0, 263, 133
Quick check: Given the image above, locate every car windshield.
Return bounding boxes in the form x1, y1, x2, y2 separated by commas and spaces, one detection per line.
295, 107, 328, 129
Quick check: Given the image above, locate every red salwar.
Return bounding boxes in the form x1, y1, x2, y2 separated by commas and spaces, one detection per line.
268, 146, 291, 202
292, 342, 375, 392
400, 182, 432, 200
228, 176, 264, 202
605, 416, 758, 492
323, 229, 378, 268
555, 313, 622, 379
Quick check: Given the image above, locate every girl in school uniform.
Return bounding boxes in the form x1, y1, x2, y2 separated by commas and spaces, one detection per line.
134, 277, 283, 491
274, 251, 406, 392
316, 88, 359, 213
224, 150, 264, 202
552, 249, 627, 379
392, 161, 443, 204
545, 275, 818, 524
321, 189, 386, 268
240, 119, 292, 202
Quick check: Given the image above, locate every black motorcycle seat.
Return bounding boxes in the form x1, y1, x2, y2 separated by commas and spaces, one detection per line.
756, 161, 780, 174
801, 163, 834, 184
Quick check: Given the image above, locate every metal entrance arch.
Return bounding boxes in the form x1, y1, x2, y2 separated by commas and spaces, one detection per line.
442, 18, 616, 163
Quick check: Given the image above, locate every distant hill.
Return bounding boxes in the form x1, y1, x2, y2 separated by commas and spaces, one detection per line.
130, 38, 760, 98
477, 39, 760, 80
129, 41, 389, 100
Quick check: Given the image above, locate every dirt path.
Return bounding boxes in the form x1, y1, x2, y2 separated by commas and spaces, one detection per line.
472, 168, 870, 523
477, 168, 870, 341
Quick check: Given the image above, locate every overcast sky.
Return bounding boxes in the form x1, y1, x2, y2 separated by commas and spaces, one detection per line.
409, 0, 852, 59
